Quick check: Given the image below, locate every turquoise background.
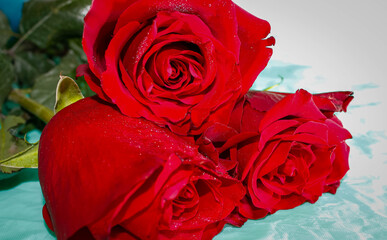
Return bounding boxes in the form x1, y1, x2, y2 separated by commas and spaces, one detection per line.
1, 1, 386, 239
0, 0, 27, 31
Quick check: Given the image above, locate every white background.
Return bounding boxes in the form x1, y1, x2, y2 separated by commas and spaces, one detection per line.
235, 0, 387, 92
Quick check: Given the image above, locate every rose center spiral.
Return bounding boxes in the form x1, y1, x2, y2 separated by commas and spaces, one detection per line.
146, 42, 204, 91
172, 182, 199, 219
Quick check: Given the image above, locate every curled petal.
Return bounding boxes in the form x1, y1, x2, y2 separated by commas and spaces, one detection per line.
259, 89, 327, 131
76, 64, 111, 102
236, 5, 275, 95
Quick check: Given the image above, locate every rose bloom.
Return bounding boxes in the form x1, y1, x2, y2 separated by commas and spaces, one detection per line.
77, 0, 274, 135
197, 90, 353, 220
39, 97, 245, 240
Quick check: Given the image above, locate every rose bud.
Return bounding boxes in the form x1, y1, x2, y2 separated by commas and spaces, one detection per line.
198, 90, 353, 219
77, 0, 274, 135
38, 96, 245, 240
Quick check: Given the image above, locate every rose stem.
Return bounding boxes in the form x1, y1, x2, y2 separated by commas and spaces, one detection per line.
8, 89, 54, 123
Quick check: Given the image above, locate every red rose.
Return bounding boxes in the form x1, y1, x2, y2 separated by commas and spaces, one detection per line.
39, 97, 244, 239
198, 90, 353, 219
77, 0, 274, 135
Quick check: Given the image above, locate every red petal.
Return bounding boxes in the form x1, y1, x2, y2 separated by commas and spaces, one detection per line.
83, 0, 134, 76
39, 97, 205, 239
246, 91, 288, 112
325, 118, 352, 144
238, 196, 268, 220
272, 194, 306, 211
314, 91, 354, 112
42, 204, 54, 232
258, 141, 293, 178
76, 64, 111, 102
326, 143, 350, 184
228, 97, 245, 132
240, 101, 266, 133
294, 121, 329, 143
259, 89, 327, 131
203, 123, 238, 143
236, 5, 275, 95
114, 0, 240, 59
258, 119, 299, 151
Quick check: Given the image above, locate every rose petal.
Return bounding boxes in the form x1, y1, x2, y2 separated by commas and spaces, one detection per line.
236, 5, 275, 95
326, 142, 350, 184
238, 196, 268, 220
83, 0, 134, 76
42, 205, 54, 232
259, 89, 327, 131
228, 97, 245, 132
249, 179, 280, 211
314, 91, 354, 112
246, 91, 288, 112
307, 147, 334, 184
240, 101, 266, 133
39, 97, 206, 239
114, 0, 240, 59
203, 122, 239, 143
294, 121, 329, 143
76, 64, 111, 102
272, 194, 306, 211
258, 119, 299, 151
325, 118, 353, 144
258, 141, 293, 178
190, 48, 241, 128
121, 21, 158, 79
235, 135, 260, 181
101, 21, 149, 118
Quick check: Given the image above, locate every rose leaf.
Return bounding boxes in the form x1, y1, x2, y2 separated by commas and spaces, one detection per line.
0, 53, 15, 110
54, 75, 84, 114
0, 10, 13, 48
19, 0, 91, 50
68, 38, 87, 63
0, 144, 39, 174
30, 50, 83, 109
0, 115, 38, 174
14, 51, 56, 87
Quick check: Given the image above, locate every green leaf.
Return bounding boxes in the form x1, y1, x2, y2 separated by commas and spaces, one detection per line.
0, 144, 38, 173
0, 53, 15, 110
0, 115, 37, 173
30, 50, 83, 109
0, 10, 13, 47
54, 75, 84, 114
14, 51, 56, 87
18, 0, 91, 50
